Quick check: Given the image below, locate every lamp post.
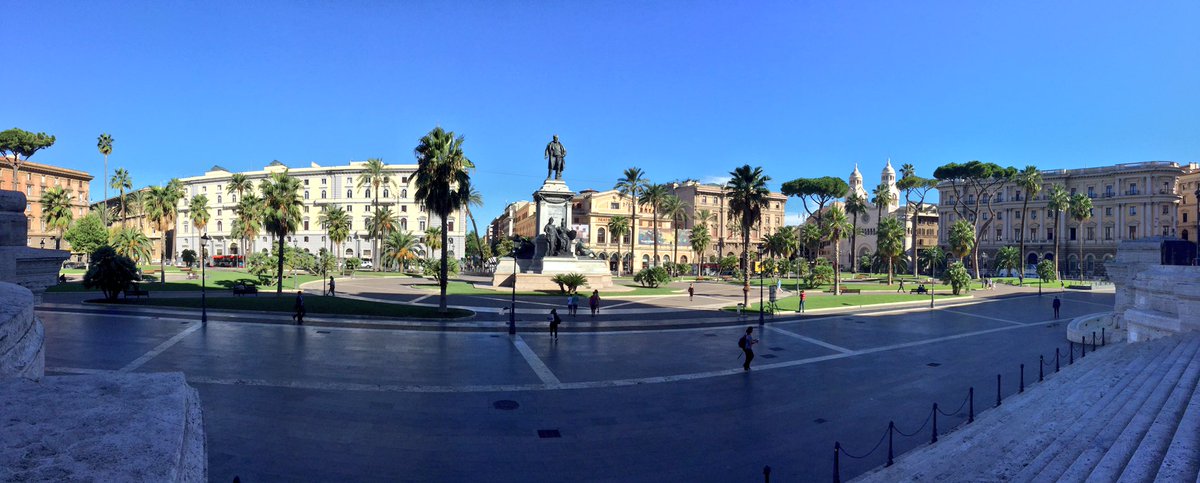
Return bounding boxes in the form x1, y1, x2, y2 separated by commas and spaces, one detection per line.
200, 234, 210, 324
1194, 186, 1199, 266
292, 236, 299, 289
758, 243, 765, 326
39, 239, 45, 249
509, 255, 517, 335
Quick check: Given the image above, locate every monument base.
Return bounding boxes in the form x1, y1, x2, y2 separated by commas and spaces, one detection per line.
491, 257, 613, 291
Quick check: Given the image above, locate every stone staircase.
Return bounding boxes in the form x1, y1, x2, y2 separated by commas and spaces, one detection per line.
854, 333, 1200, 482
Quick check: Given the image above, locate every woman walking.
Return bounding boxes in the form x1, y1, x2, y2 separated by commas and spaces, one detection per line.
589, 290, 601, 317
548, 308, 562, 340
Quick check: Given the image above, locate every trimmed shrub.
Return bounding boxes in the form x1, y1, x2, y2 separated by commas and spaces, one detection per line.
83, 246, 140, 300
550, 273, 588, 294
634, 266, 671, 288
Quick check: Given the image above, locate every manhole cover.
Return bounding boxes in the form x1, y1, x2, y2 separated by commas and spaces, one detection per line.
927, 362, 941, 367
760, 354, 778, 359
537, 429, 562, 438
814, 418, 828, 424
769, 347, 785, 351
493, 400, 520, 410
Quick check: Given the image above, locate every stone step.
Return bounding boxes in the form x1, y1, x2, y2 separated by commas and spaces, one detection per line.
1023, 337, 1193, 481
1093, 336, 1200, 482
1074, 336, 1200, 481
1150, 353, 1200, 483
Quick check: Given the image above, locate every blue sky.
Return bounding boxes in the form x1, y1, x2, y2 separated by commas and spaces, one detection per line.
8, 1, 1198, 226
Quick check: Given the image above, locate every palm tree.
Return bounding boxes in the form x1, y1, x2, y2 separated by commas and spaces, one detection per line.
260, 171, 303, 293
423, 226, 443, 258
995, 246, 1021, 278
607, 215, 630, 275
357, 158, 392, 271
614, 168, 649, 275
40, 186, 74, 250
367, 207, 398, 250
187, 195, 210, 266
233, 192, 262, 256
725, 165, 771, 308
110, 227, 153, 264
638, 184, 670, 267
872, 183, 895, 221
876, 216, 906, 284
319, 205, 350, 272
844, 193, 868, 272
1068, 193, 1093, 280
142, 182, 184, 283
689, 224, 711, 278
1014, 166, 1042, 281
97, 134, 113, 226
919, 246, 946, 278
414, 127, 473, 313
110, 168, 132, 227
227, 173, 254, 265
949, 219, 976, 270
1047, 184, 1070, 279
461, 181, 485, 265
382, 230, 420, 271
822, 206, 852, 294
694, 209, 715, 228
659, 194, 687, 273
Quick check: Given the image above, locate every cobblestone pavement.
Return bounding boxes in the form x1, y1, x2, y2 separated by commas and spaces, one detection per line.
39, 281, 1115, 482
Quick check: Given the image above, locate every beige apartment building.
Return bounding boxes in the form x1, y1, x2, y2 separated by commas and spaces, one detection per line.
936, 161, 1188, 277
1181, 163, 1200, 244
174, 160, 468, 264
489, 201, 537, 242
669, 180, 789, 265
93, 186, 169, 263
1, 158, 93, 259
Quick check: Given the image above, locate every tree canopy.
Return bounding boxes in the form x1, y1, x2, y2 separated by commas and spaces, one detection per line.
780, 176, 849, 222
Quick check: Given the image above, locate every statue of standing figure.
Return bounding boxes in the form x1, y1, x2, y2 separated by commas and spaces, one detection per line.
543, 217, 573, 257
544, 134, 566, 180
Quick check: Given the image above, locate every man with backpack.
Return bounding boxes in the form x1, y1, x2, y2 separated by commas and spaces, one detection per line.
739, 327, 759, 371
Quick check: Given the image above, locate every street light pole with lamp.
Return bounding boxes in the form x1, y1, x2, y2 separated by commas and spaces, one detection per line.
1194, 185, 1199, 266
200, 233, 210, 324
508, 256, 517, 335
757, 243, 765, 326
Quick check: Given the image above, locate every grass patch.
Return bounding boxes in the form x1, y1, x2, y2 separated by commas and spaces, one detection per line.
90, 294, 472, 318
727, 292, 968, 312
728, 278, 986, 292
413, 280, 681, 297
48, 269, 323, 293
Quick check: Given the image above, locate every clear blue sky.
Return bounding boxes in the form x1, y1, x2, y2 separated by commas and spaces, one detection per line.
8, 1, 1198, 226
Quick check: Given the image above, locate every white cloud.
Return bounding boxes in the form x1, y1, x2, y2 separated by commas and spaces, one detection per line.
700, 175, 730, 185
785, 211, 808, 226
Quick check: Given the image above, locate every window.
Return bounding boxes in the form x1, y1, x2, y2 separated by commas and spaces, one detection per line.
1030, 228, 1037, 239
1105, 226, 1113, 240
420, 220, 426, 231
303, 206, 309, 213
1105, 185, 1113, 196
1106, 207, 1113, 216
217, 209, 222, 216
996, 229, 1002, 240
1129, 206, 1137, 215
1185, 213, 1190, 223
597, 227, 607, 244
1070, 187, 1076, 195
304, 191, 309, 200
1086, 227, 1094, 240
217, 195, 222, 203
610, 202, 620, 210
400, 218, 407, 231
383, 189, 390, 198
401, 205, 407, 212
321, 178, 326, 185
1069, 227, 1077, 241
1162, 205, 1169, 215
304, 179, 309, 185
321, 190, 327, 199
702, 196, 708, 204
1015, 211, 1021, 219
1047, 228, 1054, 241
1129, 226, 1137, 239
217, 221, 223, 232
346, 190, 353, 198
347, 205, 353, 212
304, 221, 310, 230
401, 189, 408, 199
1087, 187, 1094, 197
1031, 211, 1037, 220
448, 220, 455, 232
203, 186, 207, 193
364, 189, 371, 199
304, 236, 309, 242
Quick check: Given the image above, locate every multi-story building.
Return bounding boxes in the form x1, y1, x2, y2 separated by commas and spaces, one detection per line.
570, 188, 681, 272
936, 161, 1187, 277
1180, 163, 1200, 244
668, 180, 788, 264
489, 201, 536, 244
93, 187, 169, 263
1, 158, 93, 259
173, 160, 468, 264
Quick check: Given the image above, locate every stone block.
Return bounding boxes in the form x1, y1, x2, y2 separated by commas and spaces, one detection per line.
0, 282, 43, 379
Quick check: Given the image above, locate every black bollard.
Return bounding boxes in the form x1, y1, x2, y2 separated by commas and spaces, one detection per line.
1020, 364, 1025, 393
764, 465, 771, 483
1039, 355, 1045, 382
1056, 348, 1061, 372
1081, 336, 1086, 357
887, 421, 895, 466
968, 387, 974, 423
1102, 327, 1106, 347
996, 374, 1002, 407
931, 403, 939, 444
833, 442, 841, 483
1092, 331, 1096, 351
1070, 341, 1075, 364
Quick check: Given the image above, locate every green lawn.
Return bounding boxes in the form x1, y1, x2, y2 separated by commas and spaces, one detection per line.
48, 269, 323, 293
90, 294, 472, 318
729, 278, 986, 292
728, 292, 968, 313
413, 280, 681, 297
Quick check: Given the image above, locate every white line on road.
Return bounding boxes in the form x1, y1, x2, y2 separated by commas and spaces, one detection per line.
410, 294, 432, 304
511, 335, 562, 386
765, 326, 854, 353
119, 323, 203, 373
942, 309, 1024, 326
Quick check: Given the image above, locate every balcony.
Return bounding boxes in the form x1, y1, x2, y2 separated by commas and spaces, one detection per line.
1125, 190, 1141, 196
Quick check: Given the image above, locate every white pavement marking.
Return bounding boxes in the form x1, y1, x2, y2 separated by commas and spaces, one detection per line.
410, 294, 432, 304
46, 366, 117, 375
942, 309, 1024, 326
510, 335, 562, 386
765, 326, 854, 353
119, 323, 203, 373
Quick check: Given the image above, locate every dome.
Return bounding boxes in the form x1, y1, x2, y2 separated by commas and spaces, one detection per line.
883, 158, 895, 176
850, 164, 862, 180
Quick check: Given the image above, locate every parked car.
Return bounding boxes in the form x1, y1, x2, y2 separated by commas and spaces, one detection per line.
360, 260, 374, 269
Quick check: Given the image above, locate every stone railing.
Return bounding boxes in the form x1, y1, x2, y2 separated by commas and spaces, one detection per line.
0, 282, 44, 379
1108, 238, 1200, 341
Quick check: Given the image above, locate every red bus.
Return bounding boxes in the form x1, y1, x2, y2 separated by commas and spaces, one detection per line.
209, 255, 244, 268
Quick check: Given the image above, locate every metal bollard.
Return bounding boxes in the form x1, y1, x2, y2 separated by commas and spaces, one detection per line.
968, 387, 974, 423
1081, 336, 1086, 357
931, 403, 939, 444
1102, 327, 1106, 347
1070, 341, 1075, 364
1092, 332, 1096, 351
1056, 348, 1061, 372
1039, 356, 1045, 382
763, 465, 771, 483
996, 374, 1002, 407
887, 421, 895, 466
833, 442, 841, 483
1020, 364, 1025, 393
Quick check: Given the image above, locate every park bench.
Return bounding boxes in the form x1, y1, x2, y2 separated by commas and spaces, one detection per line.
123, 286, 151, 299
828, 287, 862, 294
909, 287, 929, 295
232, 285, 258, 296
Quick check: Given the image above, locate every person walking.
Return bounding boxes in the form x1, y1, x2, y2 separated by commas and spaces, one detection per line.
293, 290, 306, 325
328, 276, 336, 297
688, 283, 695, 301
798, 290, 806, 313
739, 327, 759, 371
898, 280, 905, 293
548, 308, 562, 340
1053, 296, 1062, 319
567, 292, 579, 316
589, 290, 600, 317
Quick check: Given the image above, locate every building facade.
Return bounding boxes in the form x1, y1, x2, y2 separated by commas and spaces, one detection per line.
669, 180, 789, 265
93, 187, 169, 263
1180, 163, 1200, 244
173, 160, 468, 264
1, 158, 93, 258
936, 161, 1187, 277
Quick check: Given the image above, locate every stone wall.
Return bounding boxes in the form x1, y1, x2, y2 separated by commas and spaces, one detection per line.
0, 283, 44, 379
0, 190, 69, 300
1108, 238, 1200, 341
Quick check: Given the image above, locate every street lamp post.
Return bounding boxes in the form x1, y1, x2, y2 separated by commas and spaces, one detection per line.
1194, 186, 1199, 266
509, 256, 517, 335
292, 237, 299, 289
758, 244, 765, 326
39, 239, 45, 249
201, 234, 210, 324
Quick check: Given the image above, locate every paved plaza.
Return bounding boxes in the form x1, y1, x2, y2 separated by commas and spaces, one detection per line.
36, 280, 1117, 482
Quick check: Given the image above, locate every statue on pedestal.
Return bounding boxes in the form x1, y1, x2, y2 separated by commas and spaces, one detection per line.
542, 217, 573, 258
544, 135, 566, 180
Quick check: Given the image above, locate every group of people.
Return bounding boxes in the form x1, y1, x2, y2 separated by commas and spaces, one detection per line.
549, 290, 603, 339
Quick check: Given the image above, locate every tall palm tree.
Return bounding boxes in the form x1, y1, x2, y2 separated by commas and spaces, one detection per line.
227, 173, 254, 265
694, 209, 715, 228
614, 168, 649, 275
876, 216, 906, 285
187, 195, 210, 266
110, 227, 153, 264
995, 245, 1021, 278
109, 168, 132, 227
689, 224, 711, 278
949, 219, 976, 270
40, 186, 74, 250
461, 181, 485, 265
1068, 193, 1093, 280
725, 165, 771, 308
357, 158, 392, 271
382, 230, 420, 271
319, 205, 350, 272
234, 192, 262, 256
844, 193, 868, 272
142, 183, 184, 283
414, 127, 473, 313
638, 184, 670, 267
1047, 184, 1070, 278
872, 183, 894, 221
1015, 166, 1042, 281
367, 207, 398, 244
920, 246, 946, 278
423, 226, 443, 258
97, 134, 113, 226
659, 194, 687, 273
607, 215, 630, 275
822, 206, 852, 294
260, 171, 303, 293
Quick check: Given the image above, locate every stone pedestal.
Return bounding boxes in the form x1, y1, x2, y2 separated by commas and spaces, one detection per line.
0, 191, 69, 301
533, 179, 575, 235
491, 257, 613, 291
1109, 238, 1200, 342
0, 283, 43, 379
